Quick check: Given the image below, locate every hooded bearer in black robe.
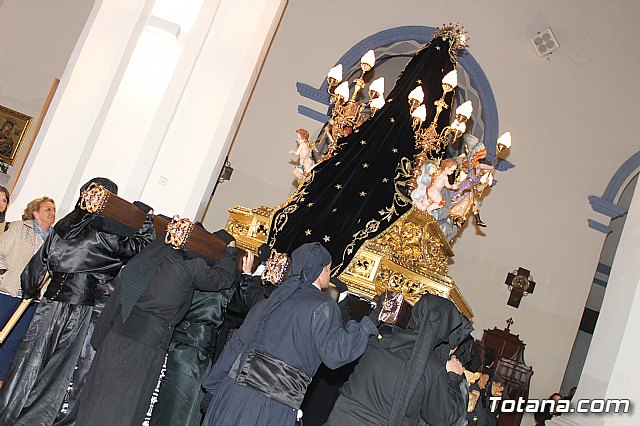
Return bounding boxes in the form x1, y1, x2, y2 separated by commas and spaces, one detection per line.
74, 231, 238, 426
202, 242, 378, 426
150, 230, 263, 426
326, 293, 473, 426
0, 177, 154, 426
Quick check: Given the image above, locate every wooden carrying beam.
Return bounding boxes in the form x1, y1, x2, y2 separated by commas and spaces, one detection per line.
0, 272, 50, 344
79, 183, 251, 268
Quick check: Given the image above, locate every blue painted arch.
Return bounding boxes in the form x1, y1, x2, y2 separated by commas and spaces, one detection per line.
296, 25, 512, 170
588, 150, 640, 233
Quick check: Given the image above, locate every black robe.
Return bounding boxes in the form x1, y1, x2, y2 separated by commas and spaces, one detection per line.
0, 213, 154, 426
327, 337, 465, 426
74, 245, 238, 426
300, 293, 361, 426
203, 243, 377, 426
149, 271, 271, 426
53, 277, 119, 426
326, 294, 472, 426
202, 287, 377, 426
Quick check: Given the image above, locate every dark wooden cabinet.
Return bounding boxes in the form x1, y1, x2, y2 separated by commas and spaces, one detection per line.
481, 327, 534, 426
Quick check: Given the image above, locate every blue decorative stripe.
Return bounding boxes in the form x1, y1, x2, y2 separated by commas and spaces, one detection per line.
587, 219, 613, 234
602, 151, 640, 201
456, 49, 509, 169
587, 150, 640, 232
297, 105, 328, 123
330, 26, 435, 77
484, 154, 514, 172
296, 82, 329, 105
588, 196, 627, 219
596, 262, 612, 276
592, 277, 608, 288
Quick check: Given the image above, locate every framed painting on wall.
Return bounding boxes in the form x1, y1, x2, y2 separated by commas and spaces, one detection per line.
0, 105, 33, 166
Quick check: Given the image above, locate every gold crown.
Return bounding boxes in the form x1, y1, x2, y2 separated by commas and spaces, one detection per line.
434, 23, 469, 51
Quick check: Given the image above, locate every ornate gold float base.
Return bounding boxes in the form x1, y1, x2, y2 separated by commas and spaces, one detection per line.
225, 205, 473, 319
224, 205, 272, 251
337, 208, 472, 319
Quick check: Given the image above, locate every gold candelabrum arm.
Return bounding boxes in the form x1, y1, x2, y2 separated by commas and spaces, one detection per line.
406, 85, 456, 193
349, 68, 368, 102
323, 63, 378, 160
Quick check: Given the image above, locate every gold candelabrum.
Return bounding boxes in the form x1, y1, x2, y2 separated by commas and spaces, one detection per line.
323, 50, 385, 160
406, 70, 474, 193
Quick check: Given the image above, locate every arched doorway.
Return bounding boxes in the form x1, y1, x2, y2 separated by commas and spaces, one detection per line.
561, 151, 640, 393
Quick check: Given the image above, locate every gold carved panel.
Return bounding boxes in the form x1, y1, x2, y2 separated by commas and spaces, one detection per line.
225, 204, 473, 319
225, 205, 274, 252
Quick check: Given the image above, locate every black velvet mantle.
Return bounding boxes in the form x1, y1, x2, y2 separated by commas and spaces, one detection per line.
269, 31, 461, 274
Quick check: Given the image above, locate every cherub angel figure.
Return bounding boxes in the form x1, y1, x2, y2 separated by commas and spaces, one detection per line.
450, 135, 494, 227
413, 158, 459, 213
289, 128, 315, 181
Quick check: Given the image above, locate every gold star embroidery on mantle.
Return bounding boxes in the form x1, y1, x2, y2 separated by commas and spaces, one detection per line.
417, 79, 422, 84
332, 208, 338, 213
305, 229, 312, 236
382, 178, 389, 183
360, 140, 367, 145
335, 162, 341, 166
323, 235, 331, 243
392, 148, 398, 153
359, 191, 367, 197
436, 46, 441, 50
335, 184, 342, 189
390, 118, 395, 123
362, 163, 369, 168
307, 202, 314, 207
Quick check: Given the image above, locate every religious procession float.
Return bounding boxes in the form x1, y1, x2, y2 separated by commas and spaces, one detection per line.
223, 23, 513, 320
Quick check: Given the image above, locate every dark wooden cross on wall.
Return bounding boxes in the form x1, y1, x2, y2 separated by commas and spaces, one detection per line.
505, 267, 536, 308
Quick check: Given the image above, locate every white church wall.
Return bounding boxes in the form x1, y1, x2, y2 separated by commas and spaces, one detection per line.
7, 0, 153, 216
8, 0, 285, 220
0, 0, 93, 196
